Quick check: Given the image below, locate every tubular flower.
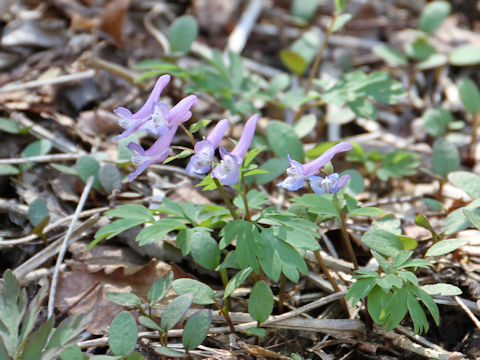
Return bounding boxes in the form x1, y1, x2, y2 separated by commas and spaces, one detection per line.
212, 114, 259, 185
277, 142, 353, 191
186, 119, 229, 175
126, 125, 178, 182
309, 173, 350, 194
114, 75, 171, 141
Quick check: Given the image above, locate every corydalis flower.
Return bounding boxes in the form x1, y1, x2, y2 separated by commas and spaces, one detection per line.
126, 125, 178, 182
186, 119, 229, 175
277, 142, 353, 191
309, 173, 350, 194
212, 114, 259, 185
114, 75, 198, 141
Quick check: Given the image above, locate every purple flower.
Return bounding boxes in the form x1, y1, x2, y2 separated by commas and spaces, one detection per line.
277, 142, 353, 191
212, 114, 259, 185
126, 125, 178, 182
114, 75, 171, 141
113, 75, 198, 141
186, 119, 229, 175
309, 173, 350, 194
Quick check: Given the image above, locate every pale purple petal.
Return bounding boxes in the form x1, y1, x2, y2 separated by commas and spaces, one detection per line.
337, 174, 350, 192
133, 75, 171, 120
127, 148, 172, 182
113, 107, 141, 141
145, 125, 178, 156
211, 149, 242, 185
308, 176, 325, 194
231, 114, 259, 159
277, 155, 306, 191
168, 95, 198, 124
303, 142, 353, 176
186, 140, 215, 174
138, 102, 171, 135
206, 119, 229, 149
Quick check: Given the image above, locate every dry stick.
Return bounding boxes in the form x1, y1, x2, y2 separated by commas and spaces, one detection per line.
313, 250, 350, 316
1, 207, 108, 247
0, 153, 81, 165
226, 0, 264, 53
47, 176, 94, 319
0, 70, 96, 93
338, 211, 358, 270
454, 296, 480, 329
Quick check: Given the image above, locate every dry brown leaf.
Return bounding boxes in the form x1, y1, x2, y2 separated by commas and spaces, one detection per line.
55, 260, 173, 334
99, 0, 130, 46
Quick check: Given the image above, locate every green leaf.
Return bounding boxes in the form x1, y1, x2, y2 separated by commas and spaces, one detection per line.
362, 230, 404, 257
377, 151, 420, 180
253, 158, 289, 185
28, 198, 49, 227
224, 268, 253, 299
99, 164, 122, 193
161, 294, 193, 331
432, 138, 459, 178
449, 44, 480, 66
90, 218, 147, 249
182, 310, 212, 350
293, 114, 316, 139
414, 214, 436, 237
196, 174, 217, 191
280, 50, 308, 76
442, 200, 480, 235
248, 281, 274, 324
397, 236, 418, 250
331, 13, 352, 32
45, 313, 91, 352
0, 117, 23, 134
464, 209, 480, 230
449, 171, 480, 198
425, 239, 468, 257
347, 97, 377, 120
51, 163, 77, 176
154, 346, 186, 357
243, 327, 266, 337
190, 231, 220, 270
422, 107, 452, 137
136, 219, 186, 246
421, 284, 462, 296
107, 292, 142, 307
415, 53, 447, 70
373, 215, 401, 235
345, 277, 377, 305
109, 312, 137, 356
405, 38, 435, 61
59, 344, 84, 360
164, 149, 194, 164
366, 285, 390, 325
172, 279, 216, 305
335, 0, 347, 13
373, 45, 408, 67
189, 119, 211, 134
290, 193, 338, 218
0, 164, 19, 175
138, 316, 162, 331
148, 272, 173, 306
419, 1, 451, 34
266, 121, 304, 162
280, 30, 320, 75
107, 204, 154, 221
348, 207, 383, 217
233, 189, 268, 212
20, 140, 52, 171
291, 0, 320, 22
458, 78, 480, 114
20, 317, 55, 360
76, 156, 101, 190
169, 15, 198, 55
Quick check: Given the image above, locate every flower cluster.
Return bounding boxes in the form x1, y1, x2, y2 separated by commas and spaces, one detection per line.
113, 75, 198, 182
113, 75, 258, 185
277, 142, 353, 194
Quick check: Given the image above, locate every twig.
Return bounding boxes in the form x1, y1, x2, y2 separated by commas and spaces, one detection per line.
454, 296, 480, 329
47, 176, 94, 319
227, 0, 264, 54
0, 153, 81, 165
1, 206, 108, 247
0, 70, 96, 93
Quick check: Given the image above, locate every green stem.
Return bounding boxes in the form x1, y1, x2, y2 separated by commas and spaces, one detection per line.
240, 173, 251, 221
177, 122, 196, 147
469, 112, 479, 159
294, 13, 338, 121
220, 269, 232, 312
213, 178, 239, 220
338, 211, 359, 270
278, 273, 286, 313
215, 300, 236, 333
